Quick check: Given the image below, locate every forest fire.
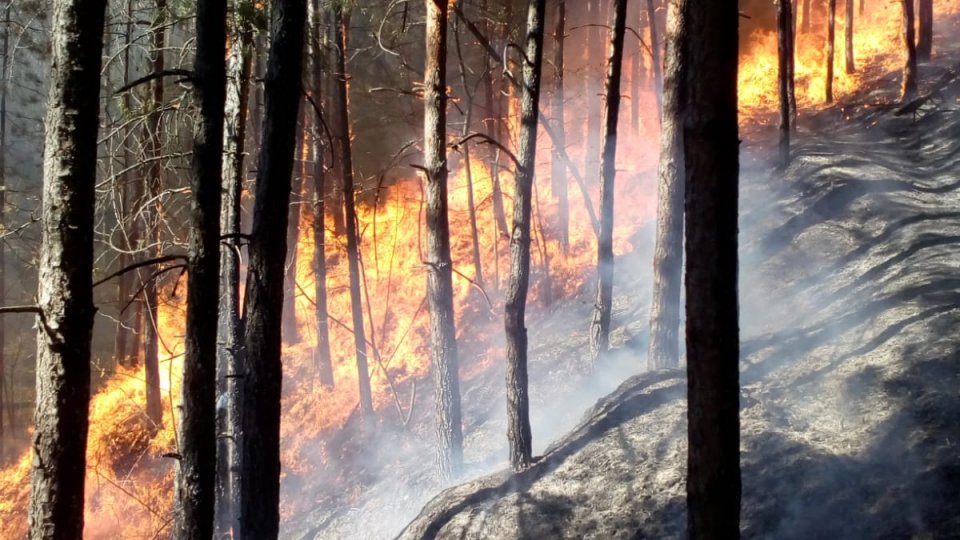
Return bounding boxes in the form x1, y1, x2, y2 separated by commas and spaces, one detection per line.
2, 0, 958, 537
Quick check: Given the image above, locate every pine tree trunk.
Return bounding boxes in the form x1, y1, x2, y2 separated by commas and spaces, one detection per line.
845, 0, 855, 73
215, 12, 252, 536
646, 0, 663, 115
647, 0, 685, 371
0, 3, 9, 452
176, 0, 226, 536
282, 122, 306, 345
788, 0, 798, 128
308, 0, 334, 388
331, 5, 374, 419
237, 0, 305, 536
779, 0, 793, 168
589, 0, 627, 365
917, 0, 932, 61
29, 0, 105, 535
901, 0, 918, 100
143, 0, 166, 428
424, 0, 464, 479
505, 0, 545, 472
682, 0, 741, 536
825, 0, 836, 103
551, 0, 568, 252
584, 1, 604, 182
481, 0, 510, 250
630, 1, 643, 135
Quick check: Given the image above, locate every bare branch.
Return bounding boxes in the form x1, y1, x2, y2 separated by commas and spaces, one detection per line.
114, 68, 194, 94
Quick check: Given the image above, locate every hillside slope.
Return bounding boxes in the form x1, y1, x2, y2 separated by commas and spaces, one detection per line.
396, 65, 960, 539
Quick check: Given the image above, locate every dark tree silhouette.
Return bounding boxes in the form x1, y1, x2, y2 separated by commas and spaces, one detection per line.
589, 0, 628, 364
28, 0, 106, 536
825, 0, 836, 103
917, 0, 932, 61
237, 0, 305, 536
901, 0, 918, 100
681, 0, 742, 537
551, 0, 569, 251
778, 0, 794, 167
845, 0, 856, 73
505, 0, 546, 472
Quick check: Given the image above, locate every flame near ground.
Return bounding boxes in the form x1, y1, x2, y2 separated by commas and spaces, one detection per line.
2, 1, 958, 536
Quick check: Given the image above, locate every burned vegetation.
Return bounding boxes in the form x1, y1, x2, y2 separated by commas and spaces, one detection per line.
0, 1, 959, 539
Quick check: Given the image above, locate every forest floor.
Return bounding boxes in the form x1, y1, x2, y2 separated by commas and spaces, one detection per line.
288, 49, 960, 540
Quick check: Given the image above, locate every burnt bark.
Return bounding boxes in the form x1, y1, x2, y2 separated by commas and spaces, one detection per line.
845, 0, 855, 73
331, 5, 374, 419
176, 0, 226, 536
551, 0, 569, 251
308, 0, 333, 388
505, 0, 545, 472
282, 122, 306, 345
0, 3, 9, 451
143, 0, 166, 428
588, 0, 627, 365
237, 0, 305, 536
584, 0, 604, 181
917, 0, 932, 61
825, 0, 836, 103
901, 0, 918, 100
424, 0, 464, 479
647, 0, 684, 371
28, 0, 106, 536
681, 0, 741, 536
778, 0, 793, 167
215, 8, 253, 535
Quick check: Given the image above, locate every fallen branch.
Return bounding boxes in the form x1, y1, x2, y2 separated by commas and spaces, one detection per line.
114, 68, 194, 94
93, 254, 188, 288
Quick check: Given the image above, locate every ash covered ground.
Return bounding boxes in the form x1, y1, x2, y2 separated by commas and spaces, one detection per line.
284, 46, 960, 540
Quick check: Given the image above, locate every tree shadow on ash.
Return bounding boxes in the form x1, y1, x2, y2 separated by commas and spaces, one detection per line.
740, 341, 960, 539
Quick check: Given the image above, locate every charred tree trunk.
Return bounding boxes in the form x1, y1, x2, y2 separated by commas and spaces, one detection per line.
237, 0, 304, 536
646, 0, 663, 115
0, 3, 9, 451
647, 0, 685, 371
505, 0, 545, 472
143, 0, 166, 428
551, 0, 569, 252
901, 0, 918, 100
114, 0, 136, 370
682, 0, 741, 536
308, 0, 333, 388
29, 0, 105, 536
825, 0, 836, 103
845, 0, 855, 73
424, 0, 464, 479
332, 5, 373, 419
481, 0, 510, 250
788, 0, 798, 127
216, 10, 253, 535
584, 0, 604, 181
778, 0, 793, 167
917, 0, 932, 61
630, 1, 644, 135
282, 122, 306, 345
589, 0, 627, 365
176, 0, 226, 536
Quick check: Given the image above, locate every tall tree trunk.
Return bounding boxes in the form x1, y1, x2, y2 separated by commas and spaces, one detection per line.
646, 0, 663, 116
779, 0, 793, 168
29, 0, 105, 535
917, 0, 932, 61
845, 0, 855, 73
308, 0, 333, 388
114, 0, 135, 370
143, 0, 166, 428
825, 0, 836, 103
647, 0, 684, 371
589, 0, 627, 365
216, 9, 253, 535
424, 0, 464, 479
0, 3, 9, 453
788, 0, 798, 128
505, 0, 545, 472
282, 122, 306, 345
901, 0, 918, 100
682, 0, 741, 536
630, 1, 644, 135
481, 0, 510, 253
331, 6, 373, 419
551, 0, 569, 252
176, 0, 226, 536
237, 0, 305, 536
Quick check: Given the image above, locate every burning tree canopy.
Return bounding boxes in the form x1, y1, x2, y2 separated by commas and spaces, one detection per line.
0, 0, 959, 538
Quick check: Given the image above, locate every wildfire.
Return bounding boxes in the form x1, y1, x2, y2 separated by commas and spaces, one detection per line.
2, 1, 955, 536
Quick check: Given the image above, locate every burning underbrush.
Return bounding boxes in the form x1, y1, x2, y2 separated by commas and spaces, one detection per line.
3, 1, 958, 537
